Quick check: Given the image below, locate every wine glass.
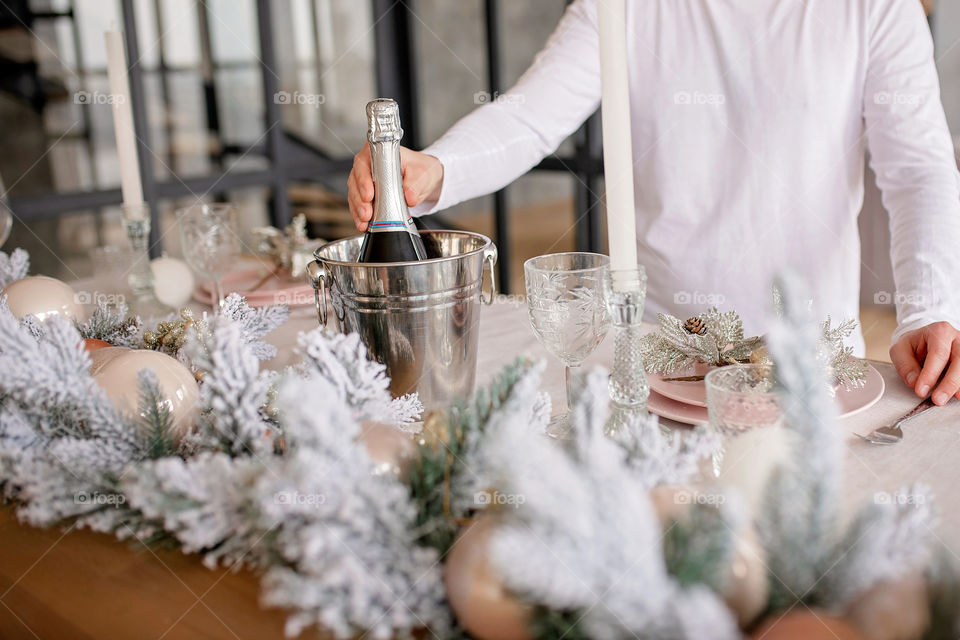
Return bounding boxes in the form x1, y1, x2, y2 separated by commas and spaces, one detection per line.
525, 252, 611, 438
176, 203, 241, 311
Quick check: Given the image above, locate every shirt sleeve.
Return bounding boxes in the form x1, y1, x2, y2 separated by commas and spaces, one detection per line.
863, 0, 960, 343
410, 0, 601, 216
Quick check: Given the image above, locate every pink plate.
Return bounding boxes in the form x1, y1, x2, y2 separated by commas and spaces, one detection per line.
647, 362, 885, 426
648, 362, 715, 408
835, 364, 885, 418
193, 268, 315, 308
647, 389, 709, 425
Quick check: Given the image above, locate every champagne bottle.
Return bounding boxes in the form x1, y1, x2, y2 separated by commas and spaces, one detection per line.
358, 98, 428, 263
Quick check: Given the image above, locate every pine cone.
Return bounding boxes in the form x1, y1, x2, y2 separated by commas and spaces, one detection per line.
684, 316, 707, 335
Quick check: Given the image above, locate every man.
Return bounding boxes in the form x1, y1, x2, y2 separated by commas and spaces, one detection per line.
347, 0, 960, 406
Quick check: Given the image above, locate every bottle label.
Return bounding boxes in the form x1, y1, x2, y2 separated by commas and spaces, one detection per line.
368, 218, 415, 231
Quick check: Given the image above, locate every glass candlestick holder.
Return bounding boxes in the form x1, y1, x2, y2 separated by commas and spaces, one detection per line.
121, 203, 170, 318
603, 266, 649, 414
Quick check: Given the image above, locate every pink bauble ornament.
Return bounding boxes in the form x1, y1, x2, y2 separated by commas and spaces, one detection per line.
649, 485, 696, 524
84, 338, 113, 353
650, 486, 768, 628
91, 347, 199, 442
751, 610, 864, 640
358, 421, 419, 480
444, 517, 533, 640
2, 275, 85, 321
845, 573, 929, 640
723, 523, 768, 628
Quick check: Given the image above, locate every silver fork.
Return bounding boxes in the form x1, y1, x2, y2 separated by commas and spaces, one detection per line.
855, 398, 935, 445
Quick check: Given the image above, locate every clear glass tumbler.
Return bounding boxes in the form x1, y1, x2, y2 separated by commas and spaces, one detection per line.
706, 364, 782, 482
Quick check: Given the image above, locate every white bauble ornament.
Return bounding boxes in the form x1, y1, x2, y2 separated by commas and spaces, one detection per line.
444, 517, 533, 640
2, 275, 85, 321
90, 347, 199, 442
150, 256, 195, 307
358, 420, 419, 481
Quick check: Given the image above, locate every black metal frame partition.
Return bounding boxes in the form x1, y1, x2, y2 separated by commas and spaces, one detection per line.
7, 0, 605, 293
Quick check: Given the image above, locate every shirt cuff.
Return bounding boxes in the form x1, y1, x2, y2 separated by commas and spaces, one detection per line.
891, 313, 960, 345
408, 143, 464, 216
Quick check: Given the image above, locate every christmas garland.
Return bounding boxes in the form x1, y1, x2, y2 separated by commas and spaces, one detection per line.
0, 250, 957, 639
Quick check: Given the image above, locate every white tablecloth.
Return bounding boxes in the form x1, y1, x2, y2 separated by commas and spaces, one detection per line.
250, 299, 960, 554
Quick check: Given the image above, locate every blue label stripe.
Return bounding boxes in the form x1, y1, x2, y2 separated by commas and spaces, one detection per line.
369, 219, 412, 230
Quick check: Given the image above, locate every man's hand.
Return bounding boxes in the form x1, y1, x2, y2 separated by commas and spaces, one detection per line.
890, 321, 960, 405
347, 142, 444, 232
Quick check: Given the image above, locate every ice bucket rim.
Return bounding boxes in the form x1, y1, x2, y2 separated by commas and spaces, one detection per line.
313, 229, 493, 268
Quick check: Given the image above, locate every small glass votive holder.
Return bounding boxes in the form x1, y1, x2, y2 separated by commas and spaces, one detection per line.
120, 202, 169, 317
705, 364, 780, 435
706, 364, 783, 484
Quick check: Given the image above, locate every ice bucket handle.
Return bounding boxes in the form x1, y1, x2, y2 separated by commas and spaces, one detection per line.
481, 244, 498, 305
305, 260, 327, 327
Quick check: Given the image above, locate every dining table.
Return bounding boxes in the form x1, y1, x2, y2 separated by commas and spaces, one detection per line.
0, 296, 958, 639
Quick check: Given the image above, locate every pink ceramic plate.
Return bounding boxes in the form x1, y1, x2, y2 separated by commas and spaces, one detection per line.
647, 389, 709, 425
648, 362, 715, 408
835, 364, 885, 418
647, 362, 885, 426
193, 268, 315, 308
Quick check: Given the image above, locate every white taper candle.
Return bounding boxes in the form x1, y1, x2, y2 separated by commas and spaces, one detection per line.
597, 0, 638, 273
104, 29, 144, 207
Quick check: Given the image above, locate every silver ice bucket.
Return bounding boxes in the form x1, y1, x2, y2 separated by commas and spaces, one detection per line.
306, 230, 497, 411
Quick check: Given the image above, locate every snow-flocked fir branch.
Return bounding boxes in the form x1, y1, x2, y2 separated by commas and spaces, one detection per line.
184, 316, 276, 456
482, 368, 740, 640
296, 328, 423, 427
662, 500, 739, 592
0, 248, 28, 288
219, 292, 290, 361
818, 484, 936, 608
759, 274, 853, 608
0, 304, 129, 440
610, 414, 721, 487
759, 274, 940, 615
123, 370, 448, 639
76, 301, 142, 348
0, 284, 447, 638
406, 357, 545, 553
136, 370, 178, 459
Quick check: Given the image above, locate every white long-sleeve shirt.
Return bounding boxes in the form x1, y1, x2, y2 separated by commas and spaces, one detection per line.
413, 0, 960, 352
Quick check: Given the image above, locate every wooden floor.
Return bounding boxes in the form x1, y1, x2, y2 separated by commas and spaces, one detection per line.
860, 306, 897, 363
